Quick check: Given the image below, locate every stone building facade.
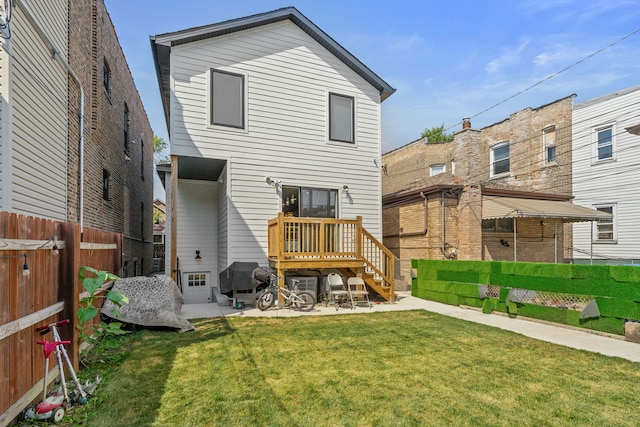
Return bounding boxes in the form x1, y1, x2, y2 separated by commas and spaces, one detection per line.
383, 96, 576, 289
68, 0, 154, 276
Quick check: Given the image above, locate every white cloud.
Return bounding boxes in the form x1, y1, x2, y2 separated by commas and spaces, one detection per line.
384, 33, 424, 51
485, 39, 530, 73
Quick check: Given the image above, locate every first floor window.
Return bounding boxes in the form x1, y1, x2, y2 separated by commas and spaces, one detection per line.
329, 93, 354, 143
429, 164, 445, 176
282, 186, 338, 218
490, 142, 510, 177
482, 218, 514, 232
211, 69, 244, 128
594, 205, 615, 241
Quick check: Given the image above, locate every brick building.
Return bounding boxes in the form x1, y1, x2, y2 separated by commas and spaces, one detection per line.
68, 0, 154, 276
383, 96, 609, 289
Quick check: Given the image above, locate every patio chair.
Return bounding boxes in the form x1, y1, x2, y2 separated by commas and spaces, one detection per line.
347, 277, 371, 309
326, 273, 350, 310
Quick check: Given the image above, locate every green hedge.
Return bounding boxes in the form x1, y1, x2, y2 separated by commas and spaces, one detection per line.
411, 259, 640, 336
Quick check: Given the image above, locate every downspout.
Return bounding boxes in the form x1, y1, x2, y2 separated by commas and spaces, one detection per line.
16, 0, 85, 230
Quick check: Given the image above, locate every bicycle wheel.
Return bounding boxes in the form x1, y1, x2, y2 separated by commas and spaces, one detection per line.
292, 291, 315, 312
257, 290, 276, 311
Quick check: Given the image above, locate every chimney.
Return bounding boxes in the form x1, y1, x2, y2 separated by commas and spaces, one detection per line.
462, 118, 471, 130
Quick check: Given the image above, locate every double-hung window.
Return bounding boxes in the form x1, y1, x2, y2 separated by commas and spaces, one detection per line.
595, 125, 614, 161
211, 70, 244, 129
329, 93, 354, 143
594, 204, 616, 242
490, 141, 510, 177
543, 125, 556, 164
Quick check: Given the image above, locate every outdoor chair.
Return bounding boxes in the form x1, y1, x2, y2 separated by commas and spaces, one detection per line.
326, 273, 350, 310
347, 277, 371, 309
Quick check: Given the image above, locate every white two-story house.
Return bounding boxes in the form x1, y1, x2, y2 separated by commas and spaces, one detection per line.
572, 85, 640, 264
151, 7, 395, 303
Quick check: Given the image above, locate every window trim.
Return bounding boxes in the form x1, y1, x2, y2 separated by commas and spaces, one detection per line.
328, 92, 355, 144
593, 124, 615, 163
429, 164, 445, 176
210, 69, 245, 129
103, 59, 111, 94
490, 141, 510, 178
593, 204, 616, 243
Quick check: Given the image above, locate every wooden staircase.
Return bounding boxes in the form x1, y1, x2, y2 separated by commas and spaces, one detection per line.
267, 213, 396, 301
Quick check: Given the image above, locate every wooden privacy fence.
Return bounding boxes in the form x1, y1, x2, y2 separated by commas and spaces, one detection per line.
0, 212, 122, 425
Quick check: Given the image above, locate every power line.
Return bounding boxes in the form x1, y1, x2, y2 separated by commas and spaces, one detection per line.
443, 26, 640, 133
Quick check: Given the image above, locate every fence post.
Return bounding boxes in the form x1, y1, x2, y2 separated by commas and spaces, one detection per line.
60, 222, 81, 371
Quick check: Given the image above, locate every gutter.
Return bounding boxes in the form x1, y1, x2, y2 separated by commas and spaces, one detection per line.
383, 191, 428, 238
16, 0, 85, 230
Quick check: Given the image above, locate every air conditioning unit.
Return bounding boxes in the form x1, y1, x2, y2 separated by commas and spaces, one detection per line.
286, 276, 317, 298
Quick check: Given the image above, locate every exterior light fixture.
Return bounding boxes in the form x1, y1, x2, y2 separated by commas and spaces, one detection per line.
23, 254, 30, 276
342, 185, 349, 193
52, 237, 59, 256
195, 250, 202, 260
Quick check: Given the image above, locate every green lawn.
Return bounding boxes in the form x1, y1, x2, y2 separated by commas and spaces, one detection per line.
64, 311, 640, 426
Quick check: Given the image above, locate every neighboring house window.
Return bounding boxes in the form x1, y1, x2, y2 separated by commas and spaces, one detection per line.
282, 186, 338, 218
595, 125, 614, 161
329, 93, 354, 143
482, 218, 514, 232
102, 169, 110, 201
490, 142, 510, 177
594, 204, 616, 242
103, 60, 110, 93
451, 161, 455, 175
187, 273, 207, 287
153, 234, 163, 243
429, 164, 445, 176
124, 103, 130, 156
211, 69, 244, 128
543, 125, 556, 164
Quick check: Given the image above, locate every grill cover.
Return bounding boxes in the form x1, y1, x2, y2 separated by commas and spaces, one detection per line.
219, 262, 260, 294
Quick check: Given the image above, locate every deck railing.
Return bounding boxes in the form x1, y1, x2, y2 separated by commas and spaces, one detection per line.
268, 213, 395, 295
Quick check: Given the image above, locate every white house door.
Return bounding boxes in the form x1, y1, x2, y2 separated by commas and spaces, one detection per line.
182, 272, 211, 304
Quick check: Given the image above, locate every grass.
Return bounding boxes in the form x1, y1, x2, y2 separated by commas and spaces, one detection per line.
23, 310, 640, 426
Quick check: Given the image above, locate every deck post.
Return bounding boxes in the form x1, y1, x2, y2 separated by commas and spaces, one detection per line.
356, 216, 363, 260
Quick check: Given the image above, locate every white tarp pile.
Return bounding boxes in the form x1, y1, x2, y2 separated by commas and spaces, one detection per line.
102, 275, 195, 332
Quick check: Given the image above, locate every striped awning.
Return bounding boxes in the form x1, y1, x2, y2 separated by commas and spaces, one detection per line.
482, 196, 613, 222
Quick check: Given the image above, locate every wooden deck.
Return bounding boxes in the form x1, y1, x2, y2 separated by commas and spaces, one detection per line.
267, 213, 396, 301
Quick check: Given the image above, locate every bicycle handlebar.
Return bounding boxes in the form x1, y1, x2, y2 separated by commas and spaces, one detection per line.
36, 318, 70, 334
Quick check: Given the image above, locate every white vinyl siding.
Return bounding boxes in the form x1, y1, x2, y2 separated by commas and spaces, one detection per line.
170, 21, 383, 263
572, 86, 640, 261
6, 0, 67, 220
217, 167, 228, 278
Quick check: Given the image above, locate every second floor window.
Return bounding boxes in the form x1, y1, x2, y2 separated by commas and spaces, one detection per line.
103, 60, 110, 93
596, 126, 613, 161
329, 93, 354, 143
211, 69, 244, 128
429, 164, 445, 176
543, 125, 556, 164
124, 103, 130, 155
103, 169, 110, 201
490, 142, 510, 177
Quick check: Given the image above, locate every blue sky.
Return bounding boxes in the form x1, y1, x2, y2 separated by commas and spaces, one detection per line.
104, 0, 640, 196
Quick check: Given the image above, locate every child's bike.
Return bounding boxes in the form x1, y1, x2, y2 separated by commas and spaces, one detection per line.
256, 267, 316, 312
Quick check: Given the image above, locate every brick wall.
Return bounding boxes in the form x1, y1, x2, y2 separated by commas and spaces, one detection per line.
68, 0, 154, 276
382, 97, 576, 288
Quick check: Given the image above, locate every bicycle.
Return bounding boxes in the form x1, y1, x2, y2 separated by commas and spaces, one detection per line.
256, 267, 316, 312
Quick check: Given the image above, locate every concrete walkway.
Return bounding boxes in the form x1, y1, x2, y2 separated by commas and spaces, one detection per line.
180, 291, 640, 362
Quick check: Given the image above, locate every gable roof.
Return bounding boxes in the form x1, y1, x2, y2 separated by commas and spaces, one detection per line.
150, 6, 395, 131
